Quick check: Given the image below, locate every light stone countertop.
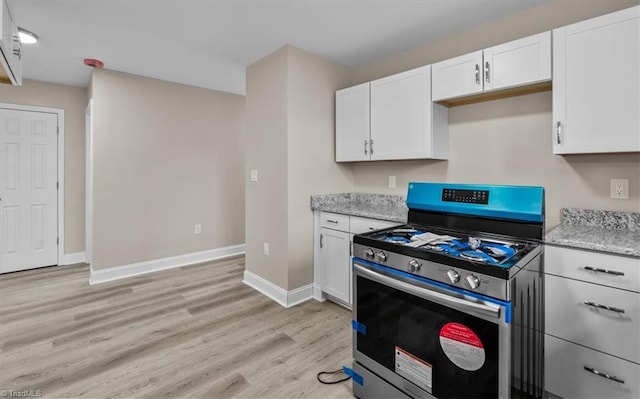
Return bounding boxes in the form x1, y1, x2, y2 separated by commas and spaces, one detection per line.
310, 193, 408, 223
545, 208, 640, 257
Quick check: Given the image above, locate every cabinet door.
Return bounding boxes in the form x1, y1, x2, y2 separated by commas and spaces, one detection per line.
545, 334, 640, 399
483, 31, 551, 92
370, 65, 433, 160
319, 228, 351, 304
336, 82, 370, 162
553, 6, 640, 154
432, 51, 483, 101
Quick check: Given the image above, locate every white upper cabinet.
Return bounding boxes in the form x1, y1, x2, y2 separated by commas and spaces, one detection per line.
0, 0, 22, 85
483, 31, 551, 92
336, 82, 370, 162
371, 65, 447, 161
432, 51, 484, 101
336, 65, 448, 162
432, 31, 551, 102
553, 6, 640, 154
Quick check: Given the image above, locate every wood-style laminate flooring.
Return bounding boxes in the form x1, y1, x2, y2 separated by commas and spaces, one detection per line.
0, 256, 354, 398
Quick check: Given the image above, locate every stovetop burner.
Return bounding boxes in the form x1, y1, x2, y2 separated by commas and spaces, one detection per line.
364, 224, 531, 268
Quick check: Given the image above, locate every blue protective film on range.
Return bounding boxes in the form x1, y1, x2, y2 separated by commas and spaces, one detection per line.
406, 182, 544, 222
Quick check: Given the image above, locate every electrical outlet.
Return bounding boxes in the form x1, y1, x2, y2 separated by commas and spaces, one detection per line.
389, 176, 396, 189
194, 224, 202, 234
263, 242, 270, 256
610, 179, 629, 199
250, 169, 258, 182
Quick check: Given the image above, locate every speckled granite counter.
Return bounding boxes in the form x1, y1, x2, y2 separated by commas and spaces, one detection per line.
545, 208, 640, 257
310, 193, 408, 223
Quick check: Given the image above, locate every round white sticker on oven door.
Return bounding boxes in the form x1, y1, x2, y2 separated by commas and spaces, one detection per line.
439, 322, 485, 371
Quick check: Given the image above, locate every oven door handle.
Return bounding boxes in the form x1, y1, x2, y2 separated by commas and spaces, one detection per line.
355, 264, 502, 319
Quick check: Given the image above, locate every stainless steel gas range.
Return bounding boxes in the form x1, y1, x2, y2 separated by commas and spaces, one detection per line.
345, 182, 545, 399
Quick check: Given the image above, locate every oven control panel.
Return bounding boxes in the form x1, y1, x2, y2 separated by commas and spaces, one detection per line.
442, 188, 489, 204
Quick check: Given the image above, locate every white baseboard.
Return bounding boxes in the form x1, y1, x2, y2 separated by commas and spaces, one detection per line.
242, 270, 313, 308
89, 244, 245, 285
62, 252, 86, 265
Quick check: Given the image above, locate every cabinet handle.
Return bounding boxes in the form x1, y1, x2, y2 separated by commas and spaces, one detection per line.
583, 366, 625, 384
583, 301, 625, 314
583, 266, 624, 276
556, 121, 562, 144
475, 64, 480, 85
320, 234, 323, 248
326, 219, 339, 224
485, 61, 490, 83
369, 139, 374, 155
364, 139, 368, 155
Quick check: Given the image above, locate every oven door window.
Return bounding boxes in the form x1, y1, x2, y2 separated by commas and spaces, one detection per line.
356, 273, 499, 399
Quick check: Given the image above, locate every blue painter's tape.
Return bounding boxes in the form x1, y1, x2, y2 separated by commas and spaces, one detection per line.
343, 366, 364, 385
406, 182, 544, 223
351, 320, 367, 335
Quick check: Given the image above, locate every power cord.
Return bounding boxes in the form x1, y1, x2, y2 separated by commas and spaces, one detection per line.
317, 368, 352, 384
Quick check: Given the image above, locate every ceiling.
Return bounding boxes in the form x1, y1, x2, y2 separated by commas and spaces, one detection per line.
12, 0, 548, 95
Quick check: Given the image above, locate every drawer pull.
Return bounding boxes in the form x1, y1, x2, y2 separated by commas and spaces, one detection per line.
584, 366, 625, 384
583, 266, 624, 276
583, 301, 625, 314
326, 219, 339, 224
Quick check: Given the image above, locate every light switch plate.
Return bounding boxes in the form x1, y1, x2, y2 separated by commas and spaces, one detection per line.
250, 169, 258, 182
389, 176, 396, 189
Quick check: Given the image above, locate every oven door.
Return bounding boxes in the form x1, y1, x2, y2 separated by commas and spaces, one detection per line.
353, 259, 511, 399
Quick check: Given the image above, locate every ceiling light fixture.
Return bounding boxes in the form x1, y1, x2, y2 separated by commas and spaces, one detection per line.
18, 28, 38, 44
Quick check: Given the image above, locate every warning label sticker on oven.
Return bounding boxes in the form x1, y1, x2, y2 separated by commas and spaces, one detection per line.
395, 346, 432, 393
439, 322, 485, 371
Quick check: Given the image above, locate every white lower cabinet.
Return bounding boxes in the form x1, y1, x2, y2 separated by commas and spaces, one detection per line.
545, 244, 640, 398
318, 227, 351, 304
545, 334, 640, 399
314, 211, 398, 307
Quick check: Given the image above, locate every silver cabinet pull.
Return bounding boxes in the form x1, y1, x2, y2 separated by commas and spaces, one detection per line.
364, 139, 368, 155
584, 266, 624, 276
584, 366, 625, 384
556, 121, 562, 144
320, 234, 323, 248
369, 139, 374, 155
583, 301, 625, 314
485, 61, 490, 83
475, 64, 480, 85
326, 219, 339, 224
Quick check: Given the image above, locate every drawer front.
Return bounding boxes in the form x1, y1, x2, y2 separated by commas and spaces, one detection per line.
545, 245, 640, 292
545, 274, 640, 364
350, 216, 399, 234
320, 212, 350, 232
545, 334, 640, 399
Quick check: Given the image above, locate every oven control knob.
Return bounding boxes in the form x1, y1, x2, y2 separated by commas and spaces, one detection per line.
408, 259, 421, 272
365, 248, 375, 259
446, 269, 460, 284
376, 251, 388, 262
466, 274, 480, 290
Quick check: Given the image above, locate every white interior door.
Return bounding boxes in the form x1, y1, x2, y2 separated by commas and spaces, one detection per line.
1, 108, 58, 273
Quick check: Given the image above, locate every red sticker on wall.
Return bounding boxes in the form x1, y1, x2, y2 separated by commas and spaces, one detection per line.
439, 322, 485, 371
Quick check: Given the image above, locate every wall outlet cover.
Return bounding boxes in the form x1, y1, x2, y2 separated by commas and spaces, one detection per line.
610, 178, 629, 199
389, 176, 397, 189
250, 169, 258, 182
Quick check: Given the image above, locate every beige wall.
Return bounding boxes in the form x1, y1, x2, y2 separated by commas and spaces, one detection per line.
351, 1, 640, 229
245, 45, 354, 291
245, 47, 290, 289
286, 46, 354, 290
1, 79, 87, 254
91, 70, 245, 270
